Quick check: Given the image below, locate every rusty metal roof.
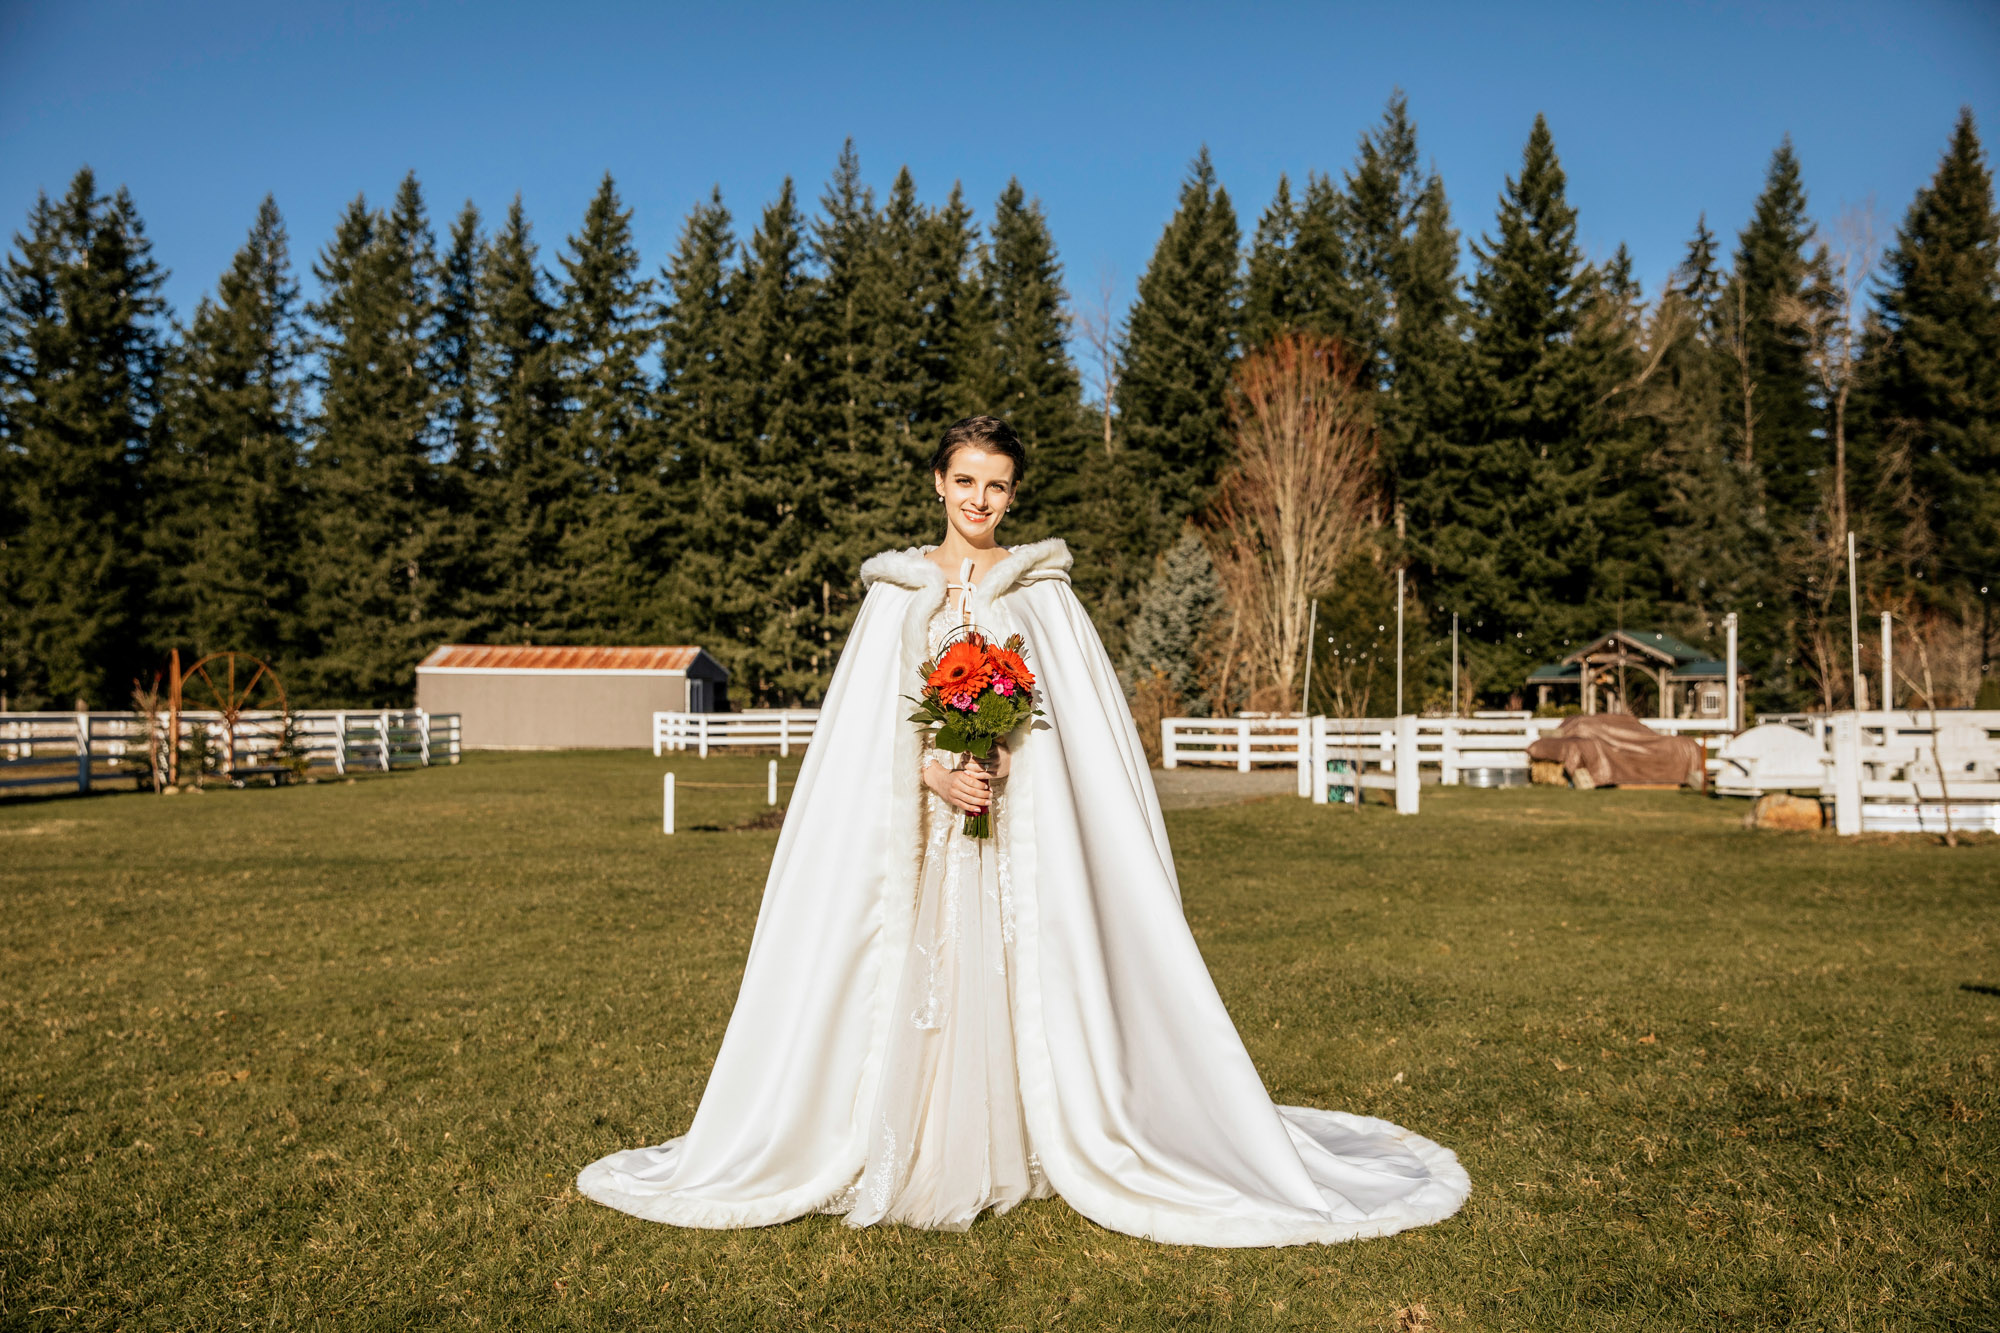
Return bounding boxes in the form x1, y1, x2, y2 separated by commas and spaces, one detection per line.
417, 644, 707, 673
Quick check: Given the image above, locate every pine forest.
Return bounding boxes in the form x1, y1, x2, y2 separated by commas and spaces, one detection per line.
3, 98, 1997, 716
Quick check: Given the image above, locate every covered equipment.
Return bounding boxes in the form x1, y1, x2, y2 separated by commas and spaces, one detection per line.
1526, 713, 1702, 789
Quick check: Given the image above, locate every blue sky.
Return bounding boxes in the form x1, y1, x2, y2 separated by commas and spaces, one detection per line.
4, 0, 1996, 364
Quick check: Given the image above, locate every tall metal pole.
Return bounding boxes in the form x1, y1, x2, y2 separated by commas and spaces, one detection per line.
1724, 612, 1739, 732
1451, 613, 1459, 717
1395, 569, 1406, 716
1300, 600, 1318, 716
1846, 530, 1864, 710
1880, 611, 1893, 715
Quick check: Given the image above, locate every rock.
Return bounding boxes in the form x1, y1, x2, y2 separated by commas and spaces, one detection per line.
1750, 793, 1823, 831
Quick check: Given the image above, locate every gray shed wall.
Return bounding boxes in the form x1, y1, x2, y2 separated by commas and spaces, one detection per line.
416, 672, 688, 749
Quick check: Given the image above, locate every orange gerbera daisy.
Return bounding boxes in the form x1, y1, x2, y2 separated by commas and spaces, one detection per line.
987, 646, 1034, 691
927, 640, 992, 696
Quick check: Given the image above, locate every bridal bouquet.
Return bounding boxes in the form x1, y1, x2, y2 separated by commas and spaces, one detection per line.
909, 632, 1039, 838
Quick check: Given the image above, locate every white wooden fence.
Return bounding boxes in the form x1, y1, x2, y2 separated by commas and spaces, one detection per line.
653, 709, 820, 758
1823, 709, 2000, 834
1163, 712, 1731, 795
0, 709, 461, 795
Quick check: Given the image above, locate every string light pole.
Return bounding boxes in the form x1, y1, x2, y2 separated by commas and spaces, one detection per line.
1847, 530, 1865, 709
1395, 569, 1406, 716
1451, 612, 1459, 717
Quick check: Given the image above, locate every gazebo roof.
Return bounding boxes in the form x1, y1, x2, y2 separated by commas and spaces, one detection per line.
1561, 629, 1712, 668
1526, 628, 1736, 687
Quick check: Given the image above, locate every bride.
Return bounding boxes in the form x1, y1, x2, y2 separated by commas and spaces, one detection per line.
578, 416, 1469, 1246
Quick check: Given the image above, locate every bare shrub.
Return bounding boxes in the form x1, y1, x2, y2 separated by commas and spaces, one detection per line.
1205, 333, 1382, 711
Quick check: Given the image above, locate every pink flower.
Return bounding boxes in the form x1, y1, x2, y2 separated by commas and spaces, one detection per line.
948, 690, 976, 710
993, 678, 1015, 696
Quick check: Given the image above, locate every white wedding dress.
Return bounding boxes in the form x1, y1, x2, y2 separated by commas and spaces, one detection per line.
577, 539, 1469, 1246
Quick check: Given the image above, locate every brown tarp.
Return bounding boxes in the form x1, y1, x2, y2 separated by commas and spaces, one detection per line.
1526, 712, 1702, 788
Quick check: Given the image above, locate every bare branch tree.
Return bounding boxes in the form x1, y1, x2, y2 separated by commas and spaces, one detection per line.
1074, 267, 1121, 455
1205, 333, 1383, 710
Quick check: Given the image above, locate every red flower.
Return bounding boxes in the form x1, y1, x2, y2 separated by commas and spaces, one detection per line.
987, 645, 1034, 692
927, 640, 992, 697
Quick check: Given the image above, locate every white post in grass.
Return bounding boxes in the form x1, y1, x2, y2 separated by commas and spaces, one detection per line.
1161, 719, 1177, 770
662, 771, 676, 835
1831, 712, 1861, 836
1395, 714, 1420, 815
767, 758, 778, 806
1295, 717, 1311, 798
1237, 716, 1251, 774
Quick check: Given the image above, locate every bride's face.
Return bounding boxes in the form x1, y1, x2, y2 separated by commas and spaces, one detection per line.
933, 448, 1017, 544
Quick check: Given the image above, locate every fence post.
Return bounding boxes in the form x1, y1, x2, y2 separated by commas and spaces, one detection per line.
662, 771, 676, 834
75, 711, 91, 794
417, 708, 431, 766
1831, 711, 1861, 836
780, 711, 791, 759
698, 714, 710, 760
1295, 717, 1311, 798
768, 758, 778, 806
1162, 720, 1177, 770
653, 713, 664, 758
1395, 715, 1420, 815
378, 710, 391, 771
333, 711, 347, 775
1237, 717, 1251, 774
1440, 720, 1459, 787
1310, 717, 1327, 805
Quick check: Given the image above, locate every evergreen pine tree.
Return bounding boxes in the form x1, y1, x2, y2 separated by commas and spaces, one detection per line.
1676, 214, 1724, 326
478, 195, 569, 641
656, 187, 748, 657
301, 176, 457, 704
1119, 527, 1223, 711
875, 173, 978, 543
1724, 140, 1824, 528
1859, 108, 2000, 640
977, 179, 1087, 526
1383, 171, 1464, 501
1645, 218, 1780, 671
1116, 147, 1242, 526
437, 202, 484, 471
1243, 174, 1298, 349
732, 178, 831, 702
1341, 89, 1424, 384
553, 173, 660, 639
1446, 116, 1636, 658
0, 170, 165, 707
152, 195, 307, 672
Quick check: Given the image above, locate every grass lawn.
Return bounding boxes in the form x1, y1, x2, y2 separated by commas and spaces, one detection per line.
2, 751, 1995, 1331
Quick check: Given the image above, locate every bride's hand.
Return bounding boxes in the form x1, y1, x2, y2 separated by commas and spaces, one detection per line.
923, 758, 991, 814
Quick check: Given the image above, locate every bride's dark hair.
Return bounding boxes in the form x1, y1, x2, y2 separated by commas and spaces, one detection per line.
930, 415, 1027, 483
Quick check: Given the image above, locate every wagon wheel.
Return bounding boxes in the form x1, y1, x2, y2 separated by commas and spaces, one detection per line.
177, 652, 288, 780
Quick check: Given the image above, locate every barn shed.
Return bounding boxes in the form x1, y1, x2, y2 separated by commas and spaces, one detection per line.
414, 645, 728, 750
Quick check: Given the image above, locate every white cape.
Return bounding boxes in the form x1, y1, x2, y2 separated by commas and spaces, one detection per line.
578, 539, 1469, 1246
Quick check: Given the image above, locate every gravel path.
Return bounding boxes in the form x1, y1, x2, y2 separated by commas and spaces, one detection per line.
1147, 766, 1301, 810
